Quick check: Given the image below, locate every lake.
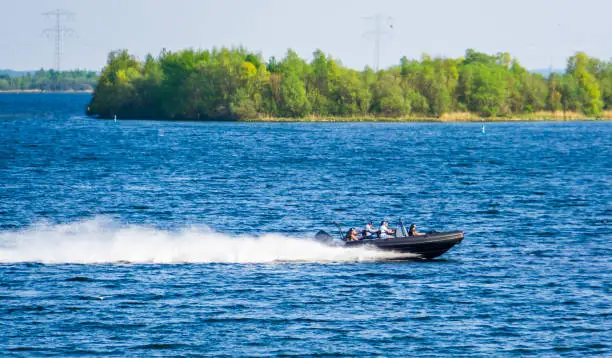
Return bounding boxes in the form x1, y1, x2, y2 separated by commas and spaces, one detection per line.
0, 93, 610, 356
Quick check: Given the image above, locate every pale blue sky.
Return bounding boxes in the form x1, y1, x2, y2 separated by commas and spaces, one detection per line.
1, 0, 610, 71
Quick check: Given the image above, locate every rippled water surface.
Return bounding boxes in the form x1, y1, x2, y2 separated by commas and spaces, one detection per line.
0, 93, 610, 356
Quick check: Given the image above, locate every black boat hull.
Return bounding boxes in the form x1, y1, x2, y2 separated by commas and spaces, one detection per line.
317, 231, 464, 259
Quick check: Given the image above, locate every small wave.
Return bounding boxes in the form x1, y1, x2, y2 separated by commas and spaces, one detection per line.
0, 217, 406, 264
131, 343, 189, 350
65, 276, 92, 282
8, 347, 43, 352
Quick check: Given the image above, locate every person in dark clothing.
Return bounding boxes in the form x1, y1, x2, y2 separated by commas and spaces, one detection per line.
409, 224, 424, 237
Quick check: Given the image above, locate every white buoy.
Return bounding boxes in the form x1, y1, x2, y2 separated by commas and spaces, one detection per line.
482, 123, 486, 134
114, 114, 117, 122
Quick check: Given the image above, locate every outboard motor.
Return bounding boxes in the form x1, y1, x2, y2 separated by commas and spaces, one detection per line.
314, 230, 336, 244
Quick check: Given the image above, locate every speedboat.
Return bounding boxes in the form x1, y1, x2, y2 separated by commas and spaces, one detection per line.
315, 223, 464, 259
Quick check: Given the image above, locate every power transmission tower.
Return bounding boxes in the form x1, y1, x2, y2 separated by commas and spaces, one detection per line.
362, 14, 395, 71
42, 9, 76, 71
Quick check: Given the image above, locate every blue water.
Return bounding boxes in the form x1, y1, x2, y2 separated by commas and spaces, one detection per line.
0, 93, 610, 356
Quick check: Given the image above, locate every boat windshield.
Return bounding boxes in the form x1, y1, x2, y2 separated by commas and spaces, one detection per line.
398, 220, 409, 237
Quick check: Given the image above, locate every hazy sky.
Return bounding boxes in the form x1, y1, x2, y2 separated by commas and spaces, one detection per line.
1, 0, 610, 71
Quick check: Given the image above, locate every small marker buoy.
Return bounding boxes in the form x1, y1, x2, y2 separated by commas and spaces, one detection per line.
114, 114, 117, 122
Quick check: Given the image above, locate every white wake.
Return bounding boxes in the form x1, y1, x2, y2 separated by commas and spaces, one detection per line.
0, 218, 407, 264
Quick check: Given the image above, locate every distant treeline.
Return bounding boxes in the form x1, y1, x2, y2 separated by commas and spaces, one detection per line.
87, 48, 612, 120
0, 69, 98, 91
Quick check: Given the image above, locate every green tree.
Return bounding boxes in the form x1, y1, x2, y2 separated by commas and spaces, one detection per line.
567, 52, 603, 116
546, 73, 563, 111
89, 50, 141, 117
371, 71, 410, 117
458, 63, 508, 117
598, 63, 612, 109
509, 59, 547, 113
277, 49, 311, 117
279, 72, 310, 117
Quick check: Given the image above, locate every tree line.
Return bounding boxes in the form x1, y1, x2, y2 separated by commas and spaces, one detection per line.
0, 69, 98, 91
87, 48, 612, 120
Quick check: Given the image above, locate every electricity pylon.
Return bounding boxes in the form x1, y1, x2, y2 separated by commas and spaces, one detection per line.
363, 14, 395, 71
42, 9, 76, 71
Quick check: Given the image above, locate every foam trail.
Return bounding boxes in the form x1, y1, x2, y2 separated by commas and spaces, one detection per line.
0, 218, 410, 264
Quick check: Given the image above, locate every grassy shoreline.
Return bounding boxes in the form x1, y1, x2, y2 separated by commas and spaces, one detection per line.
244, 111, 612, 122
93, 116, 610, 123
88, 111, 612, 122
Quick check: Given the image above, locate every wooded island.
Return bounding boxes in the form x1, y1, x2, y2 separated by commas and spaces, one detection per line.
87, 48, 612, 121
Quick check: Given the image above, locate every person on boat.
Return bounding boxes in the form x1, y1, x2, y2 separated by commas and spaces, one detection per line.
379, 221, 396, 239
345, 228, 360, 242
362, 221, 378, 239
408, 224, 424, 237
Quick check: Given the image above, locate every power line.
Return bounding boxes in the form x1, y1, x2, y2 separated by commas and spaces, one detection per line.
362, 14, 395, 71
42, 9, 76, 71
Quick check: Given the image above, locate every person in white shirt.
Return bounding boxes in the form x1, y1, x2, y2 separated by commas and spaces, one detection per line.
379, 221, 396, 239
363, 221, 378, 239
